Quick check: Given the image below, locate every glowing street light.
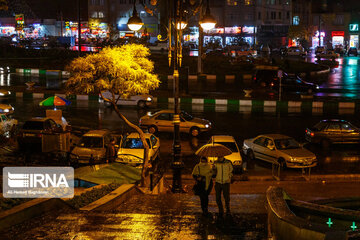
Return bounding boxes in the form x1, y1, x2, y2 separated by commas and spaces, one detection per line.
176, 20, 187, 30
127, 1, 143, 31
200, 0, 216, 31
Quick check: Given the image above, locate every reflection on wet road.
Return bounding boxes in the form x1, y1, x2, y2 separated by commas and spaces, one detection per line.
7, 98, 360, 175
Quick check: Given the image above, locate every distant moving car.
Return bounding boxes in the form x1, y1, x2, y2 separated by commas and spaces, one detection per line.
207, 135, 243, 170
116, 132, 160, 166
0, 114, 17, 136
275, 73, 319, 94
253, 66, 280, 87
316, 50, 340, 59
287, 46, 306, 57
305, 119, 360, 147
101, 91, 153, 108
71, 129, 117, 164
0, 89, 11, 98
254, 70, 319, 93
0, 104, 14, 114
348, 47, 358, 56
139, 110, 211, 137
17, 117, 65, 152
242, 134, 317, 168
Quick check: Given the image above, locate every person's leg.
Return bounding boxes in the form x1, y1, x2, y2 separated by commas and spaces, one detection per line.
215, 182, 223, 215
200, 193, 207, 214
223, 183, 231, 213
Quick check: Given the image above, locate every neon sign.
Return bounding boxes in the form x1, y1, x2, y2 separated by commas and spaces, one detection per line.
15, 14, 24, 31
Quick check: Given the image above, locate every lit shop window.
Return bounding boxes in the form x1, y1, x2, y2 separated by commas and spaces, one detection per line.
293, 16, 300, 25
227, 0, 238, 6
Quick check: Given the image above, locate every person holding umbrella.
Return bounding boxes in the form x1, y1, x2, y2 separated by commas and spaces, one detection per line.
192, 156, 214, 217
195, 143, 233, 218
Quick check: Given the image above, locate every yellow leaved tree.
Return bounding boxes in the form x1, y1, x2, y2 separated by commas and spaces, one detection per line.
66, 44, 160, 187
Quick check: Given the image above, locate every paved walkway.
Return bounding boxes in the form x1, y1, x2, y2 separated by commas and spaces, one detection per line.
2, 193, 267, 240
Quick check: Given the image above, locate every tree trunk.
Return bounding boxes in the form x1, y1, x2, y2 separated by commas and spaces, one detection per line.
111, 103, 150, 188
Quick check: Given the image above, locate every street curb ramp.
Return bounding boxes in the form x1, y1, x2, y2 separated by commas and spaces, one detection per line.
0, 198, 70, 232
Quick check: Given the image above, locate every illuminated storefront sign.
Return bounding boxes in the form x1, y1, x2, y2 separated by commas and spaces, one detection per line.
350, 24, 359, 32
205, 28, 224, 34
242, 26, 255, 34
224, 27, 241, 34
332, 31, 344, 47
312, 31, 325, 48
15, 14, 24, 31
350, 35, 359, 48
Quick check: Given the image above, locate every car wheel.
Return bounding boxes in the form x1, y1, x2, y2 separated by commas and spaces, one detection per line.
137, 100, 146, 108
190, 127, 200, 137
321, 139, 331, 149
148, 125, 157, 134
247, 149, 255, 161
307, 88, 313, 94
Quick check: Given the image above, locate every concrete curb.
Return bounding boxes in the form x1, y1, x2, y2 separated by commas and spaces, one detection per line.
14, 68, 70, 78
154, 97, 359, 113
79, 184, 139, 211
0, 198, 70, 231
166, 173, 360, 182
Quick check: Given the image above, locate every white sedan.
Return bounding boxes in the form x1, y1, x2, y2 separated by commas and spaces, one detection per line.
316, 50, 340, 59
101, 91, 153, 108
0, 104, 14, 114
116, 132, 160, 166
242, 134, 317, 168
207, 135, 243, 170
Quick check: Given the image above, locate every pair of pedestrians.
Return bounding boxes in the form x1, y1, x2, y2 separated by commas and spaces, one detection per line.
192, 156, 233, 217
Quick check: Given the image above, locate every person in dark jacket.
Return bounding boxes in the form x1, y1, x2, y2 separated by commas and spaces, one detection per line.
192, 157, 214, 217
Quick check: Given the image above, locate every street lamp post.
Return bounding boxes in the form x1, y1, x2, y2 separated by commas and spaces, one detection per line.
127, 0, 215, 193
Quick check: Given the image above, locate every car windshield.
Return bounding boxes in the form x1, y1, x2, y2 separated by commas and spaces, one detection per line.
214, 142, 238, 152
122, 138, 151, 149
79, 136, 103, 148
181, 111, 194, 121
22, 121, 44, 130
274, 138, 300, 150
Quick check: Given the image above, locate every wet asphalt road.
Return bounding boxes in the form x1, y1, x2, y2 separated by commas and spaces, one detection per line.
5, 97, 360, 176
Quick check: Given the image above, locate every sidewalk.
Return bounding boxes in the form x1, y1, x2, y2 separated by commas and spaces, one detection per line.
3, 180, 360, 239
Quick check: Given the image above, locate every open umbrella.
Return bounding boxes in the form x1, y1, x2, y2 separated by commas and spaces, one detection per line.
195, 143, 232, 157
39, 96, 71, 107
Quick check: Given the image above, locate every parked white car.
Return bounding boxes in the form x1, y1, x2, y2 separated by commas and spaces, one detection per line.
0, 114, 17, 136
116, 132, 160, 166
242, 134, 317, 168
101, 91, 153, 108
207, 135, 243, 170
287, 46, 306, 57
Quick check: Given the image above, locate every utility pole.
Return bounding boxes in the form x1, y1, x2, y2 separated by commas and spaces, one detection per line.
78, 0, 81, 55
197, 2, 203, 75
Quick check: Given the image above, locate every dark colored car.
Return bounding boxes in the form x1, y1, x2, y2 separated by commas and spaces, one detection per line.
17, 117, 64, 152
254, 70, 319, 94
348, 47, 358, 56
305, 119, 360, 147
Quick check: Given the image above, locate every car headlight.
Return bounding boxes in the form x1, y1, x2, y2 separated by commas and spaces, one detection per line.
316, 86, 320, 89
0, 93, 4, 96
4, 109, 9, 113
7, 91, 10, 95
205, 124, 210, 128
146, 97, 152, 102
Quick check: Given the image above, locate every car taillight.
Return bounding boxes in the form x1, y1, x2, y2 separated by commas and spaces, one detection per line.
270, 82, 274, 87
310, 132, 314, 137
139, 119, 142, 124
253, 76, 256, 81
37, 133, 42, 137
305, 129, 308, 133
